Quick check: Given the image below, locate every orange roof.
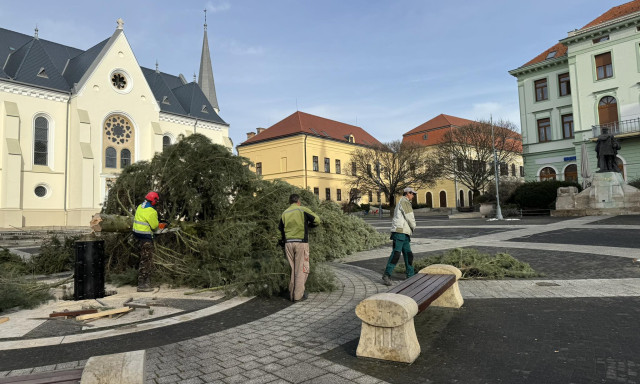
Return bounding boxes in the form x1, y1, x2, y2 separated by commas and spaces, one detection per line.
403, 114, 476, 136
402, 114, 523, 152
522, 42, 568, 67
402, 114, 476, 146
581, 0, 640, 30
521, 0, 640, 68
239, 111, 382, 147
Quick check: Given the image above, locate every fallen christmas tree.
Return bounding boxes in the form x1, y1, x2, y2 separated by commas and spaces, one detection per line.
98, 134, 387, 296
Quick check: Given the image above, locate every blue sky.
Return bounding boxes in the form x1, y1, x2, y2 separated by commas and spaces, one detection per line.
0, 1, 622, 150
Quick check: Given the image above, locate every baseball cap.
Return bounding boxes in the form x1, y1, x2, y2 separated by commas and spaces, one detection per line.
403, 187, 417, 194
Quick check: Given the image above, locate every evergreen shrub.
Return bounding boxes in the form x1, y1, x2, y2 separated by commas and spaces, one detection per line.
395, 248, 541, 279
512, 180, 581, 210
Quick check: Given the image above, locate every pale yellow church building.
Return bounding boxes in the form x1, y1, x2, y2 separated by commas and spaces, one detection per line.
0, 19, 231, 228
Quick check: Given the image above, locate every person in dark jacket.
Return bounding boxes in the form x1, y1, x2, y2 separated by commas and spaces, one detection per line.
279, 194, 321, 301
132, 191, 160, 292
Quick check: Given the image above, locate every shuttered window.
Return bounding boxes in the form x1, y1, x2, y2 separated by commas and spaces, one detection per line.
595, 52, 613, 80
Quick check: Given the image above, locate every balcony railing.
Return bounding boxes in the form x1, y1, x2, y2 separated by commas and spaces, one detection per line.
592, 118, 640, 137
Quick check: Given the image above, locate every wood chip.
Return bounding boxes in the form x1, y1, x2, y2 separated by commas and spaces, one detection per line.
0, 317, 9, 325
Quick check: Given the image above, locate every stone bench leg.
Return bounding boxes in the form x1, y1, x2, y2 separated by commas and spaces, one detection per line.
419, 264, 464, 308
355, 293, 420, 364
81, 350, 146, 384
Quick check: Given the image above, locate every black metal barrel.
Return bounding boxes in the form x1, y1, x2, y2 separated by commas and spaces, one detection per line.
73, 240, 105, 300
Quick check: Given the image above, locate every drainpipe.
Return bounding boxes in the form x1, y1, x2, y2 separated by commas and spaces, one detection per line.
193, 118, 198, 134
63, 92, 71, 225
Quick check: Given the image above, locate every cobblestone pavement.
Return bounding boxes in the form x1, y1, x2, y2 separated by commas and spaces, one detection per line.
1, 215, 639, 383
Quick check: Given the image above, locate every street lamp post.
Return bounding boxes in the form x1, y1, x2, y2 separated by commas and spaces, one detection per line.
491, 116, 504, 220
376, 161, 382, 219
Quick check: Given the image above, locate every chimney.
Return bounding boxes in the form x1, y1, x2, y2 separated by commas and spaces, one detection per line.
256, 127, 266, 134
246, 132, 256, 140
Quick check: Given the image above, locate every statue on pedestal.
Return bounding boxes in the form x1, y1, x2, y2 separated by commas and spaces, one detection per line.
595, 127, 620, 173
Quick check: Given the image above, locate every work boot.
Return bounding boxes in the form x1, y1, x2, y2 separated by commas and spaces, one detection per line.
382, 274, 393, 286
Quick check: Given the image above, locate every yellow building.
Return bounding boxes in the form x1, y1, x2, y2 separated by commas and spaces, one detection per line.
403, 114, 524, 209
0, 20, 231, 228
237, 111, 383, 204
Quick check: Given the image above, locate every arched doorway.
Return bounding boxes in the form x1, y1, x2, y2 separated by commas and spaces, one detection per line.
598, 96, 619, 132
468, 190, 473, 206
540, 167, 556, 181
425, 192, 433, 208
459, 190, 465, 207
439, 191, 447, 207
564, 164, 578, 182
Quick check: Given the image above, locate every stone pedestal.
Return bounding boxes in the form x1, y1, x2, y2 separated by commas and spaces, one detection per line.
553, 172, 640, 216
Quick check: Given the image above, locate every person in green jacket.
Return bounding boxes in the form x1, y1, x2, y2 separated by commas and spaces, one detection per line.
132, 191, 160, 292
382, 187, 417, 286
278, 194, 321, 302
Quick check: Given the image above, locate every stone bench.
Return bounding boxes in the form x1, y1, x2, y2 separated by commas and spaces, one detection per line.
355, 264, 463, 363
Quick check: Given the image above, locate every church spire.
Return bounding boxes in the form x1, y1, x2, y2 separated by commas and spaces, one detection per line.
198, 9, 219, 113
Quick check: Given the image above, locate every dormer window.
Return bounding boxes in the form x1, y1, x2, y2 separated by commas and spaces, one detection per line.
345, 134, 355, 143
162, 96, 171, 105
201, 105, 208, 113
546, 51, 557, 59
37, 67, 48, 78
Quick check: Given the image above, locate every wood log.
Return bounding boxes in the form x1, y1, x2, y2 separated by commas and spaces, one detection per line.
90, 213, 133, 233
76, 307, 132, 321
0, 317, 8, 325
50, 309, 98, 318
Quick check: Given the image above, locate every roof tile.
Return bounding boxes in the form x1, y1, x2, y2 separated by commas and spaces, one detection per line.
240, 111, 381, 146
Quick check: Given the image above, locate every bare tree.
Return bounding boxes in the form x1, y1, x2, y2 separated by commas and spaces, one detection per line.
434, 119, 522, 200
347, 140, 442, 210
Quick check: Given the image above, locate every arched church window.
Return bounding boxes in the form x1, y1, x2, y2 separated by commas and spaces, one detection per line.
34, 116, 49, 166
121, 149, 131, 168
103, 114, 135, 172
105, 147, 117, 168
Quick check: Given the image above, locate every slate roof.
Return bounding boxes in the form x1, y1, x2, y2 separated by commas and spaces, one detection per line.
238, 111, 382, 147
516, 0, 640, 69
0, 27, 226, 125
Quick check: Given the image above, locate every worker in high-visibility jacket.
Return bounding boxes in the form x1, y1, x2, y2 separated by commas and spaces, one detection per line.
278, 194, 321, 302
132, 191, 160, 292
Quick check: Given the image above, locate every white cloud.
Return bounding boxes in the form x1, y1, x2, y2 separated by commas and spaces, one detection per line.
220, 40, 265, 55
206, 1, 230, 13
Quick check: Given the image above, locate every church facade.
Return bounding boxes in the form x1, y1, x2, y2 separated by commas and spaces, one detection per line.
0, 19, 230, 228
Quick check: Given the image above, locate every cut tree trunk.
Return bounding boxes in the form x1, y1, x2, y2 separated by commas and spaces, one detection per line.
90, 213, 133, 233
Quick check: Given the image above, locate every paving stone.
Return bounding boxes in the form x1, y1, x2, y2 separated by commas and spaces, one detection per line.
272, 362, 326, 383
222, 373, 248, 384
156, 374, 181, 384
199, 371, 224, 382
177, 378, 204, 384
304, 373, 356, 384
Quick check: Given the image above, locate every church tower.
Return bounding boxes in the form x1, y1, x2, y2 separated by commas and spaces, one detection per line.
198, 10, 220, 114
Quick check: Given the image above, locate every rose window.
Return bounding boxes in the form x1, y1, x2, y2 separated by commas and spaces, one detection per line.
111, 73, 127, 89
104, 115, 133, 145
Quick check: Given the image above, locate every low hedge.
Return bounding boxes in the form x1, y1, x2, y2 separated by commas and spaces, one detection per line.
511, 180, 581, 210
